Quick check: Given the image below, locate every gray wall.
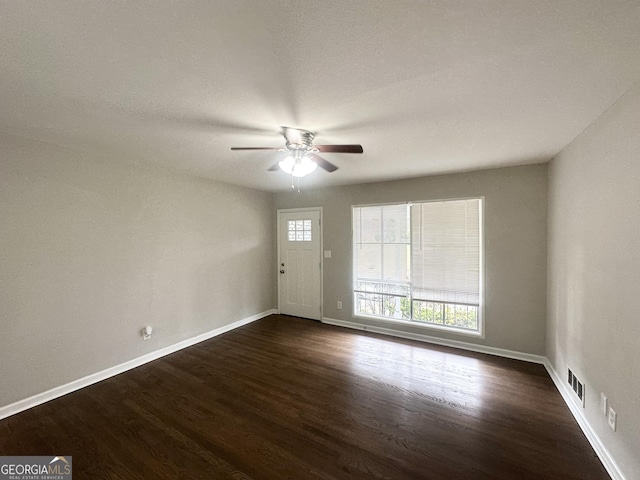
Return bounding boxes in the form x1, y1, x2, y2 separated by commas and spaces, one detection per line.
0, 133, 274, 408
4, 88, 636, 474
275, 164, 548, 355
547, 82, 640, 478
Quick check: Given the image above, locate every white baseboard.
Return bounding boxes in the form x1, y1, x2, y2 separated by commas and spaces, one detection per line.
544, 360, 626, 480
322, 317, 546, 364
1, 310, 625, 479
322, 316, 624, 480
0, 309, 277, 421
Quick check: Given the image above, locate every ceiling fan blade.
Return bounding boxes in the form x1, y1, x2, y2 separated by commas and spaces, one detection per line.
309, 153, 338, 173
267, 162, 280, 171
315, 144, 363, 154
230, 147, 280, 151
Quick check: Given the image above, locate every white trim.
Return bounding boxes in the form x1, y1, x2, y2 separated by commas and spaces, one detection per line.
0, 309, 626, 479
322, 317, 545, 364
351, 197, 485, 339
351, 195, 485, 209
0, 309, 277, 421
352, 313, 483, 338
544, 359, 626, 480
478, 197, 485, 337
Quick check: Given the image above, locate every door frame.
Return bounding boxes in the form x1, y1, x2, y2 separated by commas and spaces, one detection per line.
277, 207, 323, 319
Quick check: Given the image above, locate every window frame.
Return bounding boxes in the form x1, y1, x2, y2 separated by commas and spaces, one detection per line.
351, 197, 485, 338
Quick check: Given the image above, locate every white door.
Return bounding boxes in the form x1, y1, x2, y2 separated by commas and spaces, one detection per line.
278, 209, 322, 320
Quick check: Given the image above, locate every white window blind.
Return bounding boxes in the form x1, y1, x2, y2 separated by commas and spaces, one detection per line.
411, 199, 480, 305
353, 198, 482, 333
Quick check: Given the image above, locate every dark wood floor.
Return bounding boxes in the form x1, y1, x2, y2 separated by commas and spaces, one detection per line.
0, 315, 608, 479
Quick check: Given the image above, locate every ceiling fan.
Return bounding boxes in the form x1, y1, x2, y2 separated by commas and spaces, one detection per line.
231, 127, 363, 179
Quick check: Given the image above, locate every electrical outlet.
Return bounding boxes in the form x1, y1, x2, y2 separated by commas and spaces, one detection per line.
337, 301, 343, 309
142, 326, 153, 340
608, 407, 617, 431
600, 393, 608, 416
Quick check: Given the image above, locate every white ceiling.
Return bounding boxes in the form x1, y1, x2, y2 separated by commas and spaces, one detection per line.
2, 1, 640, 192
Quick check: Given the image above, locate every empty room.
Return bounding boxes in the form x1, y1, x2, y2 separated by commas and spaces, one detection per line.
1, 1, 639, 479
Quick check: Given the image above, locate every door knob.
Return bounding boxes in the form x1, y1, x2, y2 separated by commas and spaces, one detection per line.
280, 269, 285, 274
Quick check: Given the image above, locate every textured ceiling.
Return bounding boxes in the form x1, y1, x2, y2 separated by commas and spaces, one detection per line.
1, 1, 640, 191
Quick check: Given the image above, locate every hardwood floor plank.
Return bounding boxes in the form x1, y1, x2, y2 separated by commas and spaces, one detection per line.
0, 315, 609, 479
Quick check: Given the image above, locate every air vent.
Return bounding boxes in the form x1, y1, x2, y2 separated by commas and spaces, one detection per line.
567, 367, 585, 407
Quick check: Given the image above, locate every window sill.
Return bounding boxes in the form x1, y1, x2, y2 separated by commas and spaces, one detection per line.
352, 313, 484, 339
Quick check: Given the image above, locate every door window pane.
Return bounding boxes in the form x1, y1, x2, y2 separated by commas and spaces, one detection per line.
287, 219, 313, 242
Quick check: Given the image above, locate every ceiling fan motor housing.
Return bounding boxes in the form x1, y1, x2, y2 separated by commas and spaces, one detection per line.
284, 128, 316, 152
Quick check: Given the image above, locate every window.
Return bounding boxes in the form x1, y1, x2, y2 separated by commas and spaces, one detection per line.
288, 219, 312, 242
353, 198, 482, 334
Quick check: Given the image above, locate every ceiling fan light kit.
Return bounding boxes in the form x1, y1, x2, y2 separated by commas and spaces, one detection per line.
278, 150, 318, 178
231, 127, 363, 191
